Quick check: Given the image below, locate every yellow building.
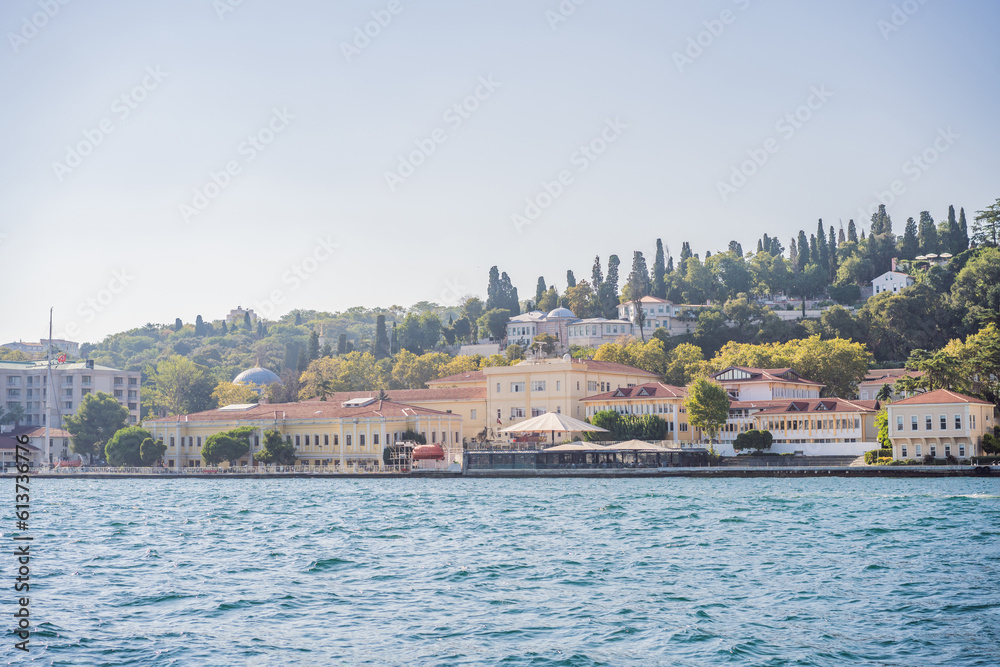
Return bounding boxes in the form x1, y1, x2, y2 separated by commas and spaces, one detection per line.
579, 383, 693, 443
428, 357, 660, 439
887, 389, 997, 460
146, 397, 463, 468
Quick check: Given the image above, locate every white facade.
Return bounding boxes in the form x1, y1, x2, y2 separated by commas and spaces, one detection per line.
711, 367, 823, 401
0, 360, 141, 429
616, 297, 703, 337
1, 339, 80, 358
567, 318, 634, 347
872, 271, 914, 296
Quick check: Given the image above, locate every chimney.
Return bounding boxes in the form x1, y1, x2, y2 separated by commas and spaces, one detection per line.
891, 257, 897, 272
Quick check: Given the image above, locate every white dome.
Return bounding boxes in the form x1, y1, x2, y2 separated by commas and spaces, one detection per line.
546, 307, 576, 319
233, 366, 283, 386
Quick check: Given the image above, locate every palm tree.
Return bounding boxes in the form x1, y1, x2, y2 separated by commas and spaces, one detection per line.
376, 388, 391, 402
0, 403, 26, 428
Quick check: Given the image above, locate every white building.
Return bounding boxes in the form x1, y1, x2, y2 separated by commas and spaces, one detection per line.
0, 359, 142, 430
871, 271, 914, 296
711, 366, 823, 401
616, 297, 705, 337
567, 318, 634, 347
1, 339, 80, 358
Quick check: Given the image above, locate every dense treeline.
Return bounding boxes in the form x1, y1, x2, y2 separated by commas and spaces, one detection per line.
50, 197, 1000, 419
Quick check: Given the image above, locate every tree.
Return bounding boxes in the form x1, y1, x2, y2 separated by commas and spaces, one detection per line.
565, 280, 599, 319
211, 381, 260, 407
624, 251, 651, 303
946, 205, 961, 254
723, 293, 766, 341
663, 343, 707, 386
174, 317, 183, 332
0, 402, 26, 428
783, 335, 873, 398
876, 383, 893, 403
684, 378, 730, 442
337, 334, 347, 355
875, 409, 891, 450
599, 255, 621, 319
652, 239, 667, 299
506, 343, 524, 362
194, 315, 205, 336
591, 255, 603, 290
255, 429, 297, 465
63, 392, 129, 460
537, 286, 559, 312
372, 314, 391, 359
478, 308, 512, 342
918, 211, 939, 254
973, 198, 1000, 247
847, 219, 858, 244
307, 330, 320, 361
202, 427, 253, 465
951, 247, 1000, 329
958, 207, 970, 251
535, 277, 547, 305
566, 270, 576, 288
244, 312, 252, 331
148, 356, 215, 415
104, 426, 155, 467
797, 230, 810, 271
140, 437, 167, 466
901, 217, 919, 259
733, 429, 773, 453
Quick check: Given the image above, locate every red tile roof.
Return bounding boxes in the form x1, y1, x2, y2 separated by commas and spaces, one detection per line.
427, 370, 486, 385
146, 399, 458, 424
890, 389, 993, 406
7, 426, 72, 438
580, 382, 687, 401
858, 370, 923, 386
752, 398, 878, 415
0, 436, 40, 451
711, 366, 823, 386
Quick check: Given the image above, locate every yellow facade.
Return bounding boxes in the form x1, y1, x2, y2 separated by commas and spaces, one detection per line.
887, 390, 996, 460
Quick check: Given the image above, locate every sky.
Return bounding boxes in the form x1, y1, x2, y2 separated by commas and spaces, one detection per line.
1, 0, 998, 345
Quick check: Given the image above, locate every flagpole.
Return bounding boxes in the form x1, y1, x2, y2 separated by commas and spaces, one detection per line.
45, 307, 52, 466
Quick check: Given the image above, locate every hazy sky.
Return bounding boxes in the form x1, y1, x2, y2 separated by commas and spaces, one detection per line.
2, 0, 998, 344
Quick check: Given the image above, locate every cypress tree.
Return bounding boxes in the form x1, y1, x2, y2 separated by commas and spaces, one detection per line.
947, 205, 960, 254
666, 256, 674, 273
283, 342, 297, 369
308, 331, 319, 360
809, 234, 819, 267
828, 225, 838, 282
591, 256, 603, 289
958, 207, 970, 251
797, 230, 810, 271
174, 317, 183, 332
486, 266, 501, 310
337, 333, 347, 355
297, 349, 309, 373
566, 270, 576, 288
838, 225, 846, 246
847, 220, 858, 243
816, 219, 829, 273
535, 277, 547, 304
294, 312, 302, 326
221, 321, 228, 334
195, 315, 204, 336
244, 312, 252, 331
901, 217, 919, 259
626, 251, 651, 301
391, 322, 399, 354
321, 343, 332, 358
652, 239, 666, 298
918, 211, 938, 254
757, 239, 764, 253
375, 315, 390, 359
789, 237, 798, 271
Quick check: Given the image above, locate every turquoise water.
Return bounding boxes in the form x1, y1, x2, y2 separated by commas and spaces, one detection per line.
8, 477, 1000, 666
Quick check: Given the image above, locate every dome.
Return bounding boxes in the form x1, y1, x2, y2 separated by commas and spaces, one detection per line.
233, 366, 283, 386
546, 307, 576, 319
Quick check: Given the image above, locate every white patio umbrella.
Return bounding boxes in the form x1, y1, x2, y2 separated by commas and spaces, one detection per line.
499, 412, 608, 445
608, 439, 669, 451
544, 441, 607, 451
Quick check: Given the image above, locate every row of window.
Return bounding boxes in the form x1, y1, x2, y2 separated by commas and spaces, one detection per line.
506, 380, 566, 393
762, 417, 862, 432
5, 375, 136, 386
896, 414, 971, 431
586, 403, 682, 416
167, 430, 461, 451
901, 443, 966, 458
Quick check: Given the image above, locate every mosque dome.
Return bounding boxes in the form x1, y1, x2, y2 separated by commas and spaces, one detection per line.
233, 366, 283, 386
546, 307, 576, 319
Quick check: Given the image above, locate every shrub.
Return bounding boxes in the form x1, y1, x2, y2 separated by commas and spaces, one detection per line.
865, 448, 893, 465
923, 453, 936, 465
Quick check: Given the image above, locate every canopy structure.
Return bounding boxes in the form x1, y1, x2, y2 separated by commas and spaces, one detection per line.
499, 412, 608, 446
608, 439, 669, 451
544, 441, 607, 452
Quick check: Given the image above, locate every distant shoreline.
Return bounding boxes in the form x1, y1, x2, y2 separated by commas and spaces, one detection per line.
10, 466, 995, 479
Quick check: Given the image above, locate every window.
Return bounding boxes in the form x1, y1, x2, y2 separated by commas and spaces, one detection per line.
305, 435, 310, 446
511, 382, 525, 393
588, 381, 598, 392
972, 414, 976, 429
63, 401, 72, 409
531, 407, 545, 417
955, 414, 962, 430
6, 377, 20, 386
959, 444, 965, 457
925, 415, 932, 430
128, 390, 137, 399
170, 437, 175, 447
455, 431, 459, 444
346, 435, 352, 447
556, 381, 561, 391
82, 375, 91, 385
577, 382, 580, 390
497, 409, 501, 422
901, 445, 907, 457
114, 377, 124, 385
62, 388, 72, 397
197, 437, 202, 448
496, 383, 501, 393
324, 434, 329, 446
374, 433, 379, 445
470, 409, 477, 420
944, 444, 951, 457
360, 435, 365, 446
915, 444, 921, 456
295, 435, 300, 446
531, 381, 546, 392
510, 407, 524, 419
334, 435, 339, 446
114, 389, 123, 398
128, 402, 136, 410
930, 445, 936, 457
129, 377, 138, 386
430, 432, 436, 443
6, 389, 20, 397
940, 415, 947, 430
911, 415, 918, 431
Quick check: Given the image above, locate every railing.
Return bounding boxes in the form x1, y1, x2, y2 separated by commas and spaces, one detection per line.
11, 464, 416, 475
